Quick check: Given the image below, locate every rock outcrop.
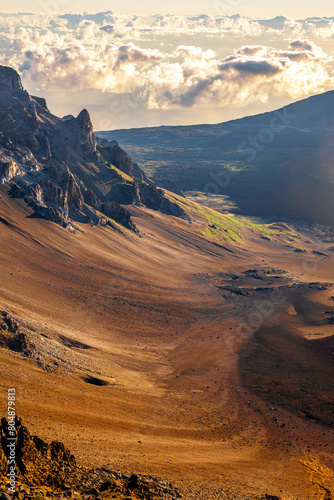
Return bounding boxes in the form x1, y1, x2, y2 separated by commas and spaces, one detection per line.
0, 65, 188, 232
0, 417, 182, 499
75, 109, 97, 157
138, 182, 188, 218
0, 417, 76, 488
98, 144, 134, 177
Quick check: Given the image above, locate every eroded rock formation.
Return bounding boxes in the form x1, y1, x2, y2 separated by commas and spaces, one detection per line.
0, 65, 188, 233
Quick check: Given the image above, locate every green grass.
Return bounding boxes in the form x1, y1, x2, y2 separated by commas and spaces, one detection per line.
165, 190, 304, 245
109, 164, 133, 182
78, 161, 134, 185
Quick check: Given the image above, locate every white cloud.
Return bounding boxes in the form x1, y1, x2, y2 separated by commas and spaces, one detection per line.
237, 46, 267, 57
144, 39, 333, 109
1, 12, 334, 117
5, 26, 165, 92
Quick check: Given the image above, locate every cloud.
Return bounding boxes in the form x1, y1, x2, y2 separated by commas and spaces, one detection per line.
175, 45, 216, 61
100, 25, 115, 33
59, 12, 118, 29
220, 57, 284, 75
237, 46, 267, 57
112, 43, 164, 69
145, 40, 333, 109
290, 39, 314, 51
274, 39, 329, 62
1, 12, 334, 116
1, 11, 334, 40
5, 27, 165, 93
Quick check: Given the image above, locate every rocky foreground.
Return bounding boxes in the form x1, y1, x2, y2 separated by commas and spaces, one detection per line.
0, 418, 285, 500
0, 417, 182, 500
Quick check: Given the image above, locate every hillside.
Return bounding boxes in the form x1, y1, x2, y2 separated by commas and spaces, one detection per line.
97, 91, 334, 226
1, 175, 334, 499
0, 66, 334, 500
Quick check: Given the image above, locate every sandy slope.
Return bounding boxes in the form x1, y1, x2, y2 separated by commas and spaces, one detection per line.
0, 184, 333, 500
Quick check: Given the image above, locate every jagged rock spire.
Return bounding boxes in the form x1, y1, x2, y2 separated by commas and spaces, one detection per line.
76, 109, 96, 155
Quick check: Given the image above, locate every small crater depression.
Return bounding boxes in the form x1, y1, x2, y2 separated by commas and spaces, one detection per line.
83, 376, 109, 386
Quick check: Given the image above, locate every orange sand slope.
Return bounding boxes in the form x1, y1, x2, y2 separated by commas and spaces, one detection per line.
0, 184, 333, 500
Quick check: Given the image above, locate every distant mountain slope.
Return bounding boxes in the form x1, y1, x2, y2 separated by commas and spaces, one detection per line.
97, 91, 334, 227
0, 65, 186, 232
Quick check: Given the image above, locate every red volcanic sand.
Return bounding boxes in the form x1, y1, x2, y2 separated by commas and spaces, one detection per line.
0, 184, 333, 500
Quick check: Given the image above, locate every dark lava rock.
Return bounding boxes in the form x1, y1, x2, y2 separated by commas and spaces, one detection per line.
0, 417, 182, 499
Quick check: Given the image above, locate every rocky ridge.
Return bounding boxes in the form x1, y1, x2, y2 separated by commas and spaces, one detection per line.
0, 417, 182, 500
0, 65, 187, 232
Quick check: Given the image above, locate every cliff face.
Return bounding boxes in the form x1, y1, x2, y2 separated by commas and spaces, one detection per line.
0, 65, 187, 232
0, 67, 40, 154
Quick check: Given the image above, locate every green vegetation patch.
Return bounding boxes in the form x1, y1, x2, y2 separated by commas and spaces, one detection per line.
165, 191, 303, 245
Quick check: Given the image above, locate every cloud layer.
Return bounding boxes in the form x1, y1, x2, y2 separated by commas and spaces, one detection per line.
1, 12, 334, 115
149, 40, 332, 109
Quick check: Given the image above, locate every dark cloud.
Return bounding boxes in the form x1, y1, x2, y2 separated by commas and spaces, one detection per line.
290, 39, 314, 51
100, 25, 114, 33
237, 46, 266, 56
220, 57, 283, 75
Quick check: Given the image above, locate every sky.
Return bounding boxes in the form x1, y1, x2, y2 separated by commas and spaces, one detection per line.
0, 5, 334, 130
0, 0, 333, 17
